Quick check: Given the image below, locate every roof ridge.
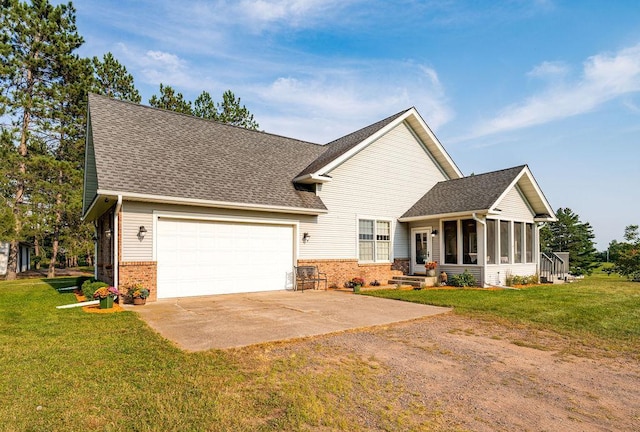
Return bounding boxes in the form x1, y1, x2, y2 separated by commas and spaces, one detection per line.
444, 164, 527, 182
88, 92, 324, 148
324, 107, 413, 146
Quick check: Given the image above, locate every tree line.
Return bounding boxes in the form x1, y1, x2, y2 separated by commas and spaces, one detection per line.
540, 208, 639, 280
0, 0, 258, 279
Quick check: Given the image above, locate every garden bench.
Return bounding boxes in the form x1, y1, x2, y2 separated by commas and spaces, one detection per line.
294, 266, 328, 291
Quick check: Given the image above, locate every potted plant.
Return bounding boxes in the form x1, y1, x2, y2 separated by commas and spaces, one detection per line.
127, 284, 150, 305
93, 286, 119, 309
425, 261, 438, 277
350, 277, 365, 293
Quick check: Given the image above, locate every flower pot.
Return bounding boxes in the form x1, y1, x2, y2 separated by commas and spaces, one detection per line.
133, 297, 146, 305
426, 269, 436, 277
99, 296, 113, 309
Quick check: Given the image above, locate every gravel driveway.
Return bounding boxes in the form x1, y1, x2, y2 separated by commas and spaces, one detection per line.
260, 313, 640, 431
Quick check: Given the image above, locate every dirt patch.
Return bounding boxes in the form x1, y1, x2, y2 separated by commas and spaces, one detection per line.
259, 314, 640, 431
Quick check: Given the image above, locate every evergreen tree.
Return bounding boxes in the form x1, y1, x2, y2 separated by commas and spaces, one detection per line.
613, 225, 640, 280
540, 208, 598, 276
92, 52, 141, 103
0, 0, 83, 279
216, 90, 259, 130
148, 83, 192, 114
192, 90, 217, 119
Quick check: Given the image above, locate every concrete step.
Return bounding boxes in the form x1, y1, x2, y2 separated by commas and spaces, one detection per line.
389, 275, 438, 287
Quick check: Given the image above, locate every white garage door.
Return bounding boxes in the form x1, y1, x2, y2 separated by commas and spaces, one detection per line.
156, 218, 294, 298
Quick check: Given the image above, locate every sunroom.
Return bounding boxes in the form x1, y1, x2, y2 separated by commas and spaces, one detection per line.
399, 165, 556, 287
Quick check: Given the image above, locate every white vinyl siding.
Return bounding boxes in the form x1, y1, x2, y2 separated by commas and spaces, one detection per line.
308, 122, 448, 260
485, 264, 538, 286
495, 186, 534, 220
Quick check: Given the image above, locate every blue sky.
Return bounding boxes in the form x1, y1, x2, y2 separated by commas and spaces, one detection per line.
69, 0, 639, 250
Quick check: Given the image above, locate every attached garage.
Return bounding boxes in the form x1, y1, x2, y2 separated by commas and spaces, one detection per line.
156, 218, 295, 298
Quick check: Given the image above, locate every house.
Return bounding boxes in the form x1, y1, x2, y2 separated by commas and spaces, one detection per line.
82, 93, 556, 301
0, 242, 31, 276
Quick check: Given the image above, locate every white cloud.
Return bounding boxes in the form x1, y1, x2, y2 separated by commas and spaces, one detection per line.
464, 43, 640, 140
252, 61, 453, 142
235, 0, 360, 29
114, 43, 219, 92
527, 61, 569, 79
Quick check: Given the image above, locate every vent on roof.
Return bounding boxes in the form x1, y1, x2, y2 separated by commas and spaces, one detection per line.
294, 183, 315, 193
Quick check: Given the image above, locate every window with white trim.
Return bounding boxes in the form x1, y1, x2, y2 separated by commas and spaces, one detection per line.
514, 222, 523, 263
526, 223, 535, 263
358, 219, 391, 262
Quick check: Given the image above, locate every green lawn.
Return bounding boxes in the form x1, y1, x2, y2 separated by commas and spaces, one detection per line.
1, 275, 638, 430
364, 274, 640, 355
0, 277, 392, 431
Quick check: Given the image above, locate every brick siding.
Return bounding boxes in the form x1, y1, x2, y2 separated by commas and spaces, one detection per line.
297, 258, 404, 287
119, 261, 158, 302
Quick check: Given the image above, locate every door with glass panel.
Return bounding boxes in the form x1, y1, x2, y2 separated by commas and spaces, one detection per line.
411, 228, 432, 274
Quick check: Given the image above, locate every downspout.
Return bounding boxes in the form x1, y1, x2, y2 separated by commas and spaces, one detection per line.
93, 221, 98, 280
472, 213, 487, 286
113, 195, 122, 290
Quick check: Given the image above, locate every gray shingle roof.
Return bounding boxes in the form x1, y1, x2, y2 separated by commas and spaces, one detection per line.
402, 165, 526, 218
88, 93, 327, 210
297, 108, 411, 177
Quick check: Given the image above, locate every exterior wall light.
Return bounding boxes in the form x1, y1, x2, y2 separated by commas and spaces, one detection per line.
302, 232, 310, 243
431, 230, 438, 237
105, 228, 112, 239
138, 226, 147, 240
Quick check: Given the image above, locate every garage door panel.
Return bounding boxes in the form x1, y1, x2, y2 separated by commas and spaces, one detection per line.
157, 218, 294, 298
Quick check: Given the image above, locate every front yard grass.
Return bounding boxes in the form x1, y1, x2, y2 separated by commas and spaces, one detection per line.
364, 273, 640, 356
2, 274, 638, 430
0, 277, 425, 431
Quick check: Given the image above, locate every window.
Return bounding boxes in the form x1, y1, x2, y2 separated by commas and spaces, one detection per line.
486, 219, 496, 264
462, 219, 477, 264
358, 219, 390, 262
376, 220, 391, 261
526, 223, 535, 263
514, 222, 523, 263
500, 220, 510, 263
444, 220, 457, 264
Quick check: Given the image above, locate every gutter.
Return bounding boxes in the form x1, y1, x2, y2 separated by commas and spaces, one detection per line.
113, 195, 122, 290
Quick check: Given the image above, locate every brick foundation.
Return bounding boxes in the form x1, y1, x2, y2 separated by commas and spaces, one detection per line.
297, 259, 405, 288
392, 258, 410, 274
119, 261, 158, 302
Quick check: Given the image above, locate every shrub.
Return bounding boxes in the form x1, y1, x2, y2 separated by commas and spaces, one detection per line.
449, 270, 477, 287
81, 279, 108, 300
505, 273, 539, 286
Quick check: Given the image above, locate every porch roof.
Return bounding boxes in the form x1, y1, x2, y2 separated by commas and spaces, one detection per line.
399, 165, 556, 221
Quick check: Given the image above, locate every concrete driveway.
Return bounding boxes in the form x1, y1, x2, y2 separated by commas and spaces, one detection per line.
129, 290, 451, 350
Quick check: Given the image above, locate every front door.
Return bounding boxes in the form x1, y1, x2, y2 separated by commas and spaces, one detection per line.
411, 228, 432, 274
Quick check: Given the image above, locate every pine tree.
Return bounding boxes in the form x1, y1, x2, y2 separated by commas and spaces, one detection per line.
216, 90, 259, 130
148, 83, 192, 114
613, 225, 640, 280
0, 0, 84, 279
540, 208, 598, 276
193, 90, 217, 119
92, 52, 141, 103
